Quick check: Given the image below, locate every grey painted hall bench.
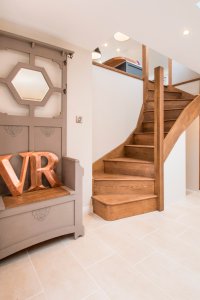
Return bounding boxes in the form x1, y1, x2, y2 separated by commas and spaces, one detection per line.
0, 157, 84, 260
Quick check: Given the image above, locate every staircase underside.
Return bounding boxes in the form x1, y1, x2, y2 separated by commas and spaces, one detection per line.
92, 84, 195, 221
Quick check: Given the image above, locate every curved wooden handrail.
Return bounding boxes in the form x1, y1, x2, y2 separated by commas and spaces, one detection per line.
173, 77, 200, 87
164, 95, 200, 161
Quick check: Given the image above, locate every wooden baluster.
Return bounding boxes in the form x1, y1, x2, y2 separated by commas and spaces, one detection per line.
142, 45, 149, 104
154, 66, 164, 211
168, 58, 172, 88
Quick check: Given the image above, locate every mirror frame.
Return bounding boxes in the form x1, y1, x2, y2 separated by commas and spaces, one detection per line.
7, 62, 54, 106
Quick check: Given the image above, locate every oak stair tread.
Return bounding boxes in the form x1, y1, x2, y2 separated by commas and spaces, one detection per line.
93, 173, 155, 181
134, 132, 168, 134
144, 108, 183, 112
143, 118, 176, 124
92, 194, 157, 206
134, 132, 169, 135
104, 157, 153, 164
125, 144, 154, 148
146, 98, 193, 102
148, 88, 181, 93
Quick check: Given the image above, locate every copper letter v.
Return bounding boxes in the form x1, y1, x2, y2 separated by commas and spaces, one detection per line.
0, 152, 31, 196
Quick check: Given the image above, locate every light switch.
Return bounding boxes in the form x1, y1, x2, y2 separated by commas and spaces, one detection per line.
76, 116, 83, 123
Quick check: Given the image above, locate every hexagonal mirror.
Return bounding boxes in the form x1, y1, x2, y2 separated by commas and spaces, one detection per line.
11, 68, 49, 102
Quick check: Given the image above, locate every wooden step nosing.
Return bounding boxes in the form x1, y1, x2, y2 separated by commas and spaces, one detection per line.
93, 177, 155, 182
146, 99, 192, 102
104, 158, 153, 165
125, 145, 154, 149
92, 194, 158, 206
143, 119, 176, 124
148, 88, 181, 93
134, 132, 168, 135
144, 108, 183, 113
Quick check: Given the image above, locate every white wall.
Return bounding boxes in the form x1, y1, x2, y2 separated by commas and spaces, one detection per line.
164, 133, 186, 204
186, 117, 199, 191
162, 63, 199, 202
149, 49, 168, 83
0, 21, 93, 208
177, 81, 200, 95
172, 61, 199, 85
176, 82, 200, 192
92, 65, 143, 162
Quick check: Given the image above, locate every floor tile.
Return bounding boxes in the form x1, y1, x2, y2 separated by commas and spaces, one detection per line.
67, 232, 114, 268
95, 228, 155, 267
142, 229, 199, 264
159, 203, 189, 220
95, 215, 157, 242
29, 246, 97, 300
83, 289, 110, 300
26, 293, 47, 300
88, 254, 171, 300
0, 250, 29, 275
178, 210, 200, 229
0, 258, 42, 300
83, 213, 108, 232
178, 227, 200, 249
135, 252, 200, 300
141, 213, 187, 237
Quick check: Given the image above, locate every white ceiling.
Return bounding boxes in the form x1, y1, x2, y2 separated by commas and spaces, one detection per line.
1, 0, 200, 73
98, 37, 142, 64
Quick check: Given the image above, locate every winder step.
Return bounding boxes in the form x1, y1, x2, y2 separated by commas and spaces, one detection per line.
143, 108, 183, 121
125, 144, 154, 161
132, 132, 169, 145
145, 100, 191, 110
142, 119, 176, 132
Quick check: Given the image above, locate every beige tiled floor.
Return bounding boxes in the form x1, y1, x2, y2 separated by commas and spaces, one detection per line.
1, 192, 200, 299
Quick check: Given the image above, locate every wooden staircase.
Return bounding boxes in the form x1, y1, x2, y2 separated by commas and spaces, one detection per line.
92, 80, 195, 220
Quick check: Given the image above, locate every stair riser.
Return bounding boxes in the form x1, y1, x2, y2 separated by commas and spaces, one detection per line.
93, 180, 155, 195
133, 134, 154, 145
125, 146, 154, 161
146, 100, 190, 110
143, 110, 182, 122
92, 197, 157, 221
142, 121, 175, 132
104, 161, 154, 178
148, 90, 182, 100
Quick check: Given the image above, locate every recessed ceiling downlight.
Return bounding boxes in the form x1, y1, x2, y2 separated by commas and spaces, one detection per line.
183, 29, 190, 36
114, 32, 130, 42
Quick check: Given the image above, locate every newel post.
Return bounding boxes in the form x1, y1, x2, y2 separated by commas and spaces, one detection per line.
154, 66, 164, 211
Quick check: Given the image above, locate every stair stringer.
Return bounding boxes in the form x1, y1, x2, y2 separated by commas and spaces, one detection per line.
164, 94, 200, 161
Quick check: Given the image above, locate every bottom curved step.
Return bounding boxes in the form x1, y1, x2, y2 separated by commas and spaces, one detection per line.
92, 194, 157, 221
